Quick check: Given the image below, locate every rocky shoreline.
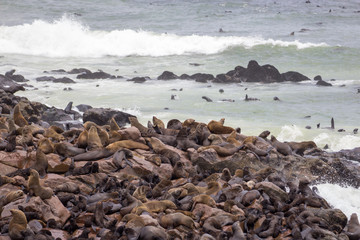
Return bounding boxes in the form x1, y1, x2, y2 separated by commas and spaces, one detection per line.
1, 71, 360, 239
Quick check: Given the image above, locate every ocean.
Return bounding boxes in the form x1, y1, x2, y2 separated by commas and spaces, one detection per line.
1, 0, 360, 218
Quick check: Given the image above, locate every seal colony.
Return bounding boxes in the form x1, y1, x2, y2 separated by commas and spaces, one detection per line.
1, 75, 360, 239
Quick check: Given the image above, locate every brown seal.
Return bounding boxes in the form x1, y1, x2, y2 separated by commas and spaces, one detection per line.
192, 194, 216, 209
167, 119, 182, 130
28, 169, 53, 200
160, 212, 196, 229
286, 141, 317, 155
152, 116, 165, 129
143, 200, 176, 213
226, 131, 242, 146
97, 127, 109, 147
220, 168, 232, 182
152, 179, 172, 198
87, 125, 103, 150
109, 117, 121, 131
37, 138, 54, 154
207, 118, 234, 134
138, 225, 168, 240
54, 142, 86, 157
132, 185, 151, 203
129, 116, 154, 135
1, 190, 24, 207
171, 161, 189, 180
106, 140, 149, 151
13, 104, 28, 127
346, 213, 360, 240
9, 209, 27, 240
270, 135, 292, 156
44, 128, 65, 142
32, 148, 48, 177
258, 130, 270, 139
16, 125, 34, 147
76, 129, 88, 148
197, 145, 241, 157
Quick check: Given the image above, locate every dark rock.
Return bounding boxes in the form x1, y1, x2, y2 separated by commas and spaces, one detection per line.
189, 63, 202, 66
83, 107, 135, 127
281, 71, 310, 82
354, 128, 358, 134
305, 126, 311, 129
43, 69, 67, 73
314, 75, 322, 81
179, 74, 191, 80
53, 77, 76, 83
189, 73, 215, 83
5, 70, 29, 82
158, 71, 178, 80
213, 74, 240, 83
273, 96, 280, 101
41, 107, 73, 123
77, 71, 116, 79
262, 64, 283, 82
316, 80, 332, 86
219, 89, 224, 93
75, 104, 93, 112
68, 68, 92, 74
36, 76, 57, 82
243, 60, 267, 82
0, 74, 25, 94
338, 129, 345, 132
127, 77, 148, 83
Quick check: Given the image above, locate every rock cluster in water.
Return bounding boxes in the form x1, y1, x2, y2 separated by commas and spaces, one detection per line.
0, 71, 359, 239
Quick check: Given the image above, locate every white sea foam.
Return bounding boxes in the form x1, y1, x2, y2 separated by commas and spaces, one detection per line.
315, 183, 360, 219
277, 125, 304, 142
0, 16, 328, 58
314, 133, 360, 152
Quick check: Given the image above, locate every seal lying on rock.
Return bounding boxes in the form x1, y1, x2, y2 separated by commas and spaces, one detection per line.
207, 118, 235, 134
9, 209, 27, 240
28, 169, 53, 200
270, 135, 292, 156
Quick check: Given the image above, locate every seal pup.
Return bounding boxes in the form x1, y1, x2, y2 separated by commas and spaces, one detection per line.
13, 104, 28, 127
171, 162, 189, 180
270, 135, 292, 156
160, 212, 196, 229
28, 169, 53, 200
9, 209, 28, 240
76, 129, 88, 148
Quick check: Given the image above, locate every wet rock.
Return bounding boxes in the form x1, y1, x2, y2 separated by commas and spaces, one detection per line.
179, 73, 191, 79
314, 75, 322, 80
0, 74, 25, 94
76, 70, 116, 79
189, 73, 215, 83
36, 76, 57, 82
5, 70, 29, 82
53, 77, 76, 84
255, 181, 289, 202
127, 77, 148, 83
67, 68, 92, 74
158, 71, 179, 80
75, 104, 93, 112
308, 208, 348, 231
83, 107, 135, 127
281, 71, 310, 82
316, 79, 332, 86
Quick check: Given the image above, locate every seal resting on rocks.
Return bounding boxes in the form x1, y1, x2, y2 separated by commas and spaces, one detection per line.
346, 213, 360, 240
28, 169, 53, 200
138, 225, 168, 240
87, 125, 103, 150
286, 140, 317, 155
160, 212, 197, 229
32, 148, 48, 177
9, 209, 27, 240
13, 104, 28, 127
270, 135, 292, 155
207, 118, 235, 134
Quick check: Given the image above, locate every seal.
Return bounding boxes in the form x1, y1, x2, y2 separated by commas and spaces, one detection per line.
258, 130, 270, 139
132, 185, 151, 203
192, 194, 216, 209
160, 212, 196, 229
17, 125, 34, 148
171, 161, 189, 180
106, 140, 149, 151
37, 138, 54, 154
87, 125, 103, 150
346, 213, 360, 240
197, 145, 241, 157
152, 116, 165, 129
44, 128, 65, 142
143, 200, 177, 213
137, 225, 168, 240
270, 135, 292, 156
54, 142, 86, 158
167, 119, 182, 130
32, 148, 48, 177
109, 117, 121, 131
13, 104, 28, 127
286, 141, 317, 155
9, 209, 27, 240
28, 169, 53, 200
207, 118, 234, 134
152, 179, 172, 198
1, 190, 24, 207
76, 129, 88, 148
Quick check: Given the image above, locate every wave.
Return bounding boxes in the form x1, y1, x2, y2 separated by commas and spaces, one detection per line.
0, 15, 329, 58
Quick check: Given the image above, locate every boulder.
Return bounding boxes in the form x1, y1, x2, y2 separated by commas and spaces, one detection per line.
67, 68, 91, 74
5, 70, 29, 82
75, 104, 93, 112
76, 70, 116, 79
314, 75, 322, 80
158, 71, 179, 80
179, 74, 191, 80
0, 74, 25, 94
281, 71, 310, 82
36, 76, 57, 82
83, 107, 135, 127
127, 77, 148, 83
255, 181, 289, 202
213, 74, 240, 83
53, 77, 76, 83
308, 208, 348, 231
316, 79, 332, 86
189, 73, 215, 83
47, 154, 72, 173
243, 60, 268, 82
